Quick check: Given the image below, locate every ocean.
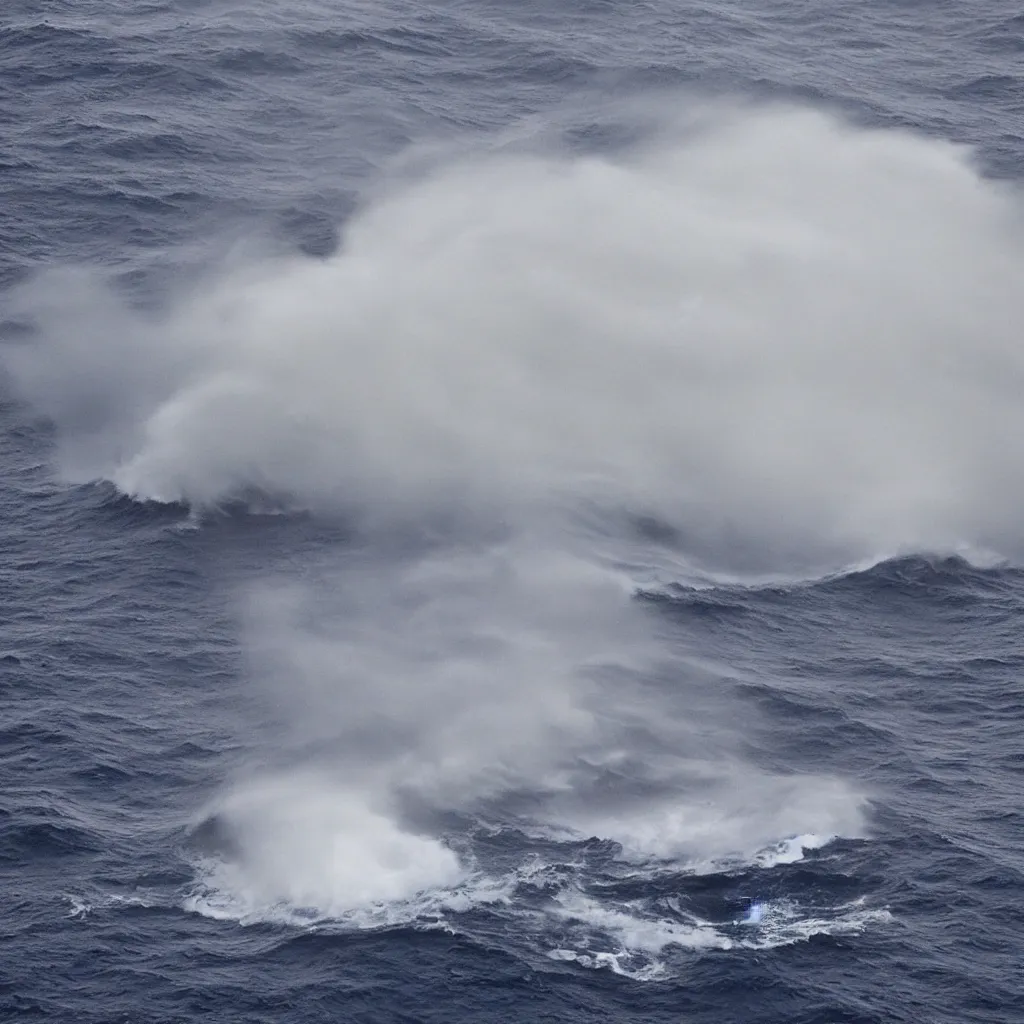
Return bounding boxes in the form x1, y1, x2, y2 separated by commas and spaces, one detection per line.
2, 2, 1023, 1021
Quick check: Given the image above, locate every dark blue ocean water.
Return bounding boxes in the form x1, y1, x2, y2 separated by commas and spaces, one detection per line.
3, 2, 1024, 1022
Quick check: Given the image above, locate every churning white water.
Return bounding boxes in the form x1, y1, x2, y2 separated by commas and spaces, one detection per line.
9, 102, 1023, 926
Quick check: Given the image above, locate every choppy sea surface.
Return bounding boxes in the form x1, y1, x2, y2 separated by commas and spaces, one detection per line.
3, 2, 1024, 1022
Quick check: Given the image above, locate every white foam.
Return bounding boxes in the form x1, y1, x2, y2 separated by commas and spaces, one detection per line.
546, 948, 669, 982
178, 545, 870, 932
737, 896, 894, 950
553, 782, 861, 868
64, 890, 160, 920
542, 890, 892, 979
65, 895, 91, 919
184, 868, 507, 931
177, 797, 886, 976
183, 775, 466, 924
755, 832, 835, 868
552, 891, 734, 952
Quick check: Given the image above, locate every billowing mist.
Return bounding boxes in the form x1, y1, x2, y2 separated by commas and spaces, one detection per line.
8, 103, 1021, 923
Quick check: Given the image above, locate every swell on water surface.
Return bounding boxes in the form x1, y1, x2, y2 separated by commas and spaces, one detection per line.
7, 100, 1022, 974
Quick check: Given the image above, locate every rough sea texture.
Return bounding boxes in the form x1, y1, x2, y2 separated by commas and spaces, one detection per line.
2, 2, 1024, 1022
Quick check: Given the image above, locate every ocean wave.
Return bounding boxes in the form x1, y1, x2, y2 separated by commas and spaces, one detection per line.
8, 103, 1024, 573
180, 817, 888, 980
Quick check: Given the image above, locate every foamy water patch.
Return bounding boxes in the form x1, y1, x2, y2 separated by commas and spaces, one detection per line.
545, 891, 892, 979
183, 859, 511, 930
180, 811, 888, 981
755, 833, 836, 868
182, 775, 468, 925
553, 778, 864, 868
737, 896, 894, 950
542, 889, 892, 980
552, 891, 733, 952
